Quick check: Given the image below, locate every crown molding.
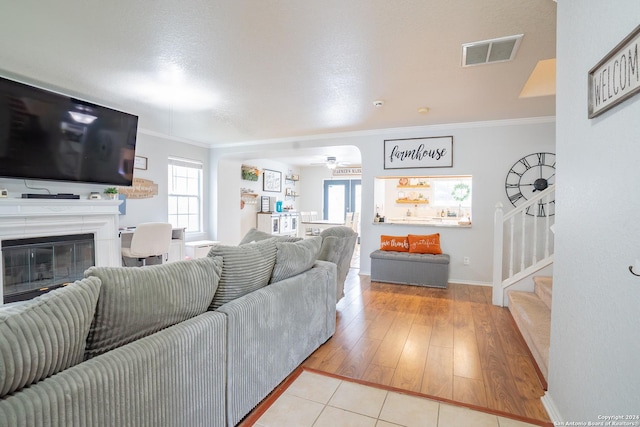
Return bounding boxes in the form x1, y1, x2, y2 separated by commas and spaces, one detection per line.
138, 116, 556, 150
211, 116, 556, 149
137, 128, 211, 148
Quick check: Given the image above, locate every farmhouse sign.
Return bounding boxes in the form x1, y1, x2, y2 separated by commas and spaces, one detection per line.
384, 136, 453, 169
588, 24, 640, 118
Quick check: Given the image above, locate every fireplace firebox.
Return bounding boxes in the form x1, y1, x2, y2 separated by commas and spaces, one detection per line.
2, 233, 95, 304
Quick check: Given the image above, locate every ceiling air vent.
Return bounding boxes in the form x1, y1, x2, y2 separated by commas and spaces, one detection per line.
462, 34, 523, 67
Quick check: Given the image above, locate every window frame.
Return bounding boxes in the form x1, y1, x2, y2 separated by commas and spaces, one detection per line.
167, 157, 203, 233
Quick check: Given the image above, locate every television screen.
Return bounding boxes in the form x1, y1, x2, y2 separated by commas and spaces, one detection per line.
0, 76, 138, 186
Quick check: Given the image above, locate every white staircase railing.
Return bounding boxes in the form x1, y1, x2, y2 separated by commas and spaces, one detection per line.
492, 185, 555, 306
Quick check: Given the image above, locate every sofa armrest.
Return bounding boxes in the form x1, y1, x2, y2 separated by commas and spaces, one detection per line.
314, 260, 338, 336
0, 311, 227, 427
217, 260, 336, 426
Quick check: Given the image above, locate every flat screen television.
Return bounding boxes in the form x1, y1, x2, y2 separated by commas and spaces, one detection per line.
0, 76, 138, 186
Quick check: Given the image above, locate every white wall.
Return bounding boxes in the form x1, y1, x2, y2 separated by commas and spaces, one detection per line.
0, 174, 108, 200
210, 118, 555, 284
211, 153, 299, 244
214, 157, 242, 244
359, 121, 554, 284
0, 131, 211, 241
119, 133, 210, 239
549, 1, 640, 420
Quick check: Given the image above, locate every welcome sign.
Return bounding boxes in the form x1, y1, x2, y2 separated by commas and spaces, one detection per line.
589, 25, 640, 118
384, 136, 453, 169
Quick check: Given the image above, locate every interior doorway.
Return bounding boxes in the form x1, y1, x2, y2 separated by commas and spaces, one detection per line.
323, 178, 361, 269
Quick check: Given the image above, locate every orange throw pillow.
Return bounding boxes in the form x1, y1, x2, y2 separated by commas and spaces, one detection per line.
408, 233, 442, 254
380, 235, 409, 252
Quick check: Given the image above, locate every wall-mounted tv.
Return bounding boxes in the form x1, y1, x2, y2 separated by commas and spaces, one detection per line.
0, 76, 138, 186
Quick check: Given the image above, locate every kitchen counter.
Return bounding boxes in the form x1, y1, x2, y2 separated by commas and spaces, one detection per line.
376, 217, 471, 227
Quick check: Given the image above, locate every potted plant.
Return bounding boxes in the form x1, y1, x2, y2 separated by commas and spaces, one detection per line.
104, 187, 118, 200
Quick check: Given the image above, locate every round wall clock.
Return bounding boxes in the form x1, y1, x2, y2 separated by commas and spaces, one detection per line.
505, 152, 556, 217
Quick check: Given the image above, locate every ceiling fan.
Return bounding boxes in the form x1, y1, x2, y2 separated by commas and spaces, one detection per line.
310, 156, 349, 170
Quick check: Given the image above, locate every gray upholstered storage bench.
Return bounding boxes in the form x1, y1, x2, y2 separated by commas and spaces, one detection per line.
370, 250, 450, 288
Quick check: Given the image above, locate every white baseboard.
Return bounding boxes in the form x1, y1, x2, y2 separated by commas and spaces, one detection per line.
448, 279, 492, 286
541, 391, 563, 423
357, 274, 490, 287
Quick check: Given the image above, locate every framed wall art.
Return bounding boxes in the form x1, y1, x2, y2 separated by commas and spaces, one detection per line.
263, 169, 282, 192
384, 136, 453, 169
134, 156, 148, 170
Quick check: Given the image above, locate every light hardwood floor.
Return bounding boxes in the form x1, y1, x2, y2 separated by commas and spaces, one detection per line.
303, 267, 551, 423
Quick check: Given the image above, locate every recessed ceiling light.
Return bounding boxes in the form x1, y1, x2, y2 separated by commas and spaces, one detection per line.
417, 107, 430, 114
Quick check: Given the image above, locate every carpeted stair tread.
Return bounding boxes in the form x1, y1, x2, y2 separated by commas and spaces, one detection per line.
533, 276, 553, 310
508, 290, 550, 381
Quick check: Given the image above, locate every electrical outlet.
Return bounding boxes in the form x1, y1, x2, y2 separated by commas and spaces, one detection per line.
463, 257, 470, 265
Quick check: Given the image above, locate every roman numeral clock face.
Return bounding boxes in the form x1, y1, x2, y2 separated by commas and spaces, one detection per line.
505, 152, 556, 217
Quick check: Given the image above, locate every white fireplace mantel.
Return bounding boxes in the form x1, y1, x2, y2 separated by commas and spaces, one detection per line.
0, 198, 122, 305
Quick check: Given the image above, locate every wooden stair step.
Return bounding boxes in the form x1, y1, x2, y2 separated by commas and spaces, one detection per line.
533, 276, 553, 310
508, 290, 551, 381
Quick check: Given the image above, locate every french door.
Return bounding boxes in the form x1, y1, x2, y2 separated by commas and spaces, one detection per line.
323, 179, 361, 223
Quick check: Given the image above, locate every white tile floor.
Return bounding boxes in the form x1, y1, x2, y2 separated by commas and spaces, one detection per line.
254, 371, 542, 427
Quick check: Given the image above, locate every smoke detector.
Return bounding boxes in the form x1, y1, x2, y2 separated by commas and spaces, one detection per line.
373, 100, 384, 107
462, 34, 523, 67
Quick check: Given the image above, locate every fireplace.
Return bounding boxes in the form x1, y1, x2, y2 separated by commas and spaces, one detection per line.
2, 233, 95, 303
0, 198, 121, 306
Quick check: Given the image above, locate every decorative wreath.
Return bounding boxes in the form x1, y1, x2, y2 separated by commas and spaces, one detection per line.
451, 183, 470, 202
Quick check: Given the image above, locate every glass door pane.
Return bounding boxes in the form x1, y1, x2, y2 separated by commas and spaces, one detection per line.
351, 181, 362, 213
326, 184, 346, 222
323, 179, 361, 224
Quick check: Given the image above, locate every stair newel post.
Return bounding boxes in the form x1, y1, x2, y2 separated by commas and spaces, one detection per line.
493, 202, 505, 306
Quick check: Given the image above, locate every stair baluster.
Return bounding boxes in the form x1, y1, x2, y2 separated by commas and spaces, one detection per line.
492, 185, 555, 306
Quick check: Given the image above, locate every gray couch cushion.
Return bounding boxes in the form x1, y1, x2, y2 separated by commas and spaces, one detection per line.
238, 228, 301, 245
0, 277, 101, 398
84, 256, 223, 359
318, 226, 358, 302
270, 236, 322, 283
208, 238, 278, 309
238, 228, 273, 244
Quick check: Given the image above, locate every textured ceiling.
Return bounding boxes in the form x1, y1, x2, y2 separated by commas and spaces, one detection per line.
0, 0, 556, 153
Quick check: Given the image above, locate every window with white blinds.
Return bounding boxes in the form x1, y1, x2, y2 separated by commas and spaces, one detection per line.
168, 157, 203, 233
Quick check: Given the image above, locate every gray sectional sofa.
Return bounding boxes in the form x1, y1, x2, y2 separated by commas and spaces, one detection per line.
0, 227, 357, 427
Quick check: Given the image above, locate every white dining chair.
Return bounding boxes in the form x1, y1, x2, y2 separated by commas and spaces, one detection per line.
344, 212, 354, 229
300, 211, 319, 236
351, 212, 360, 234
121, 222, 173, 266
